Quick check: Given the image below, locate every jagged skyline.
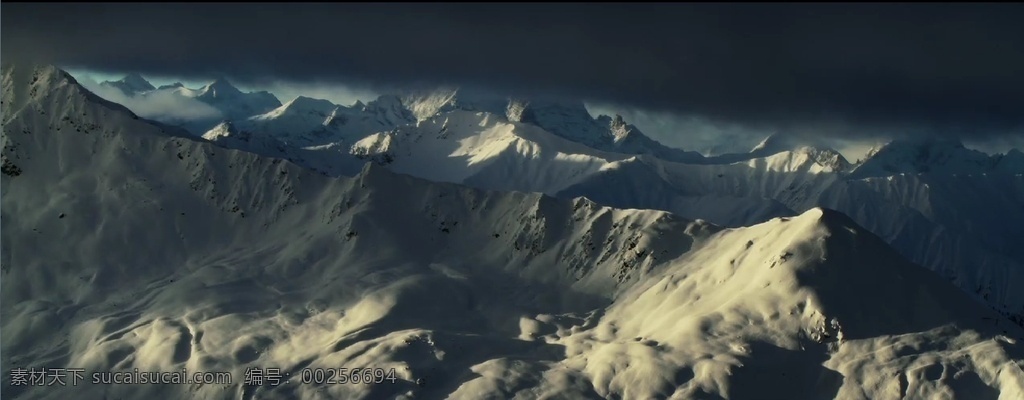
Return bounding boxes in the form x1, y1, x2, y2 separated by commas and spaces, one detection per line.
71, 70, 1021, 161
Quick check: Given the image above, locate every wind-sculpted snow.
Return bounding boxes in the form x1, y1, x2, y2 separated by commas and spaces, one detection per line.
5, 64, 1023, 399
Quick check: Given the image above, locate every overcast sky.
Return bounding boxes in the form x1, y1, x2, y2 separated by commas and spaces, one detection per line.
4, 4, 1023, 156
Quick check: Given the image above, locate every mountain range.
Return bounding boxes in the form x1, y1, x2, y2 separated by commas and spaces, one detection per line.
3, 65, 1023, 399
99, 73, 1023, 328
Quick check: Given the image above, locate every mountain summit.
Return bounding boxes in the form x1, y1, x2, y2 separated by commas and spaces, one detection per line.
185, 77, 281, 121
198, 77, 244, 99
100, 72, 155, 95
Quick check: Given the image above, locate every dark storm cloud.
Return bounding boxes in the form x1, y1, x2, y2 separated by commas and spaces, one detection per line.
4, 3, 1023, 137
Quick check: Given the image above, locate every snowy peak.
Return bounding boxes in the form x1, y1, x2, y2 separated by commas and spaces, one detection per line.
260, 96, 338, 120
186, 77, 281, 121
750, 132, 804, 154
286, 95, 336, 111
100, 72, 155, 95
2, 63, 139, 121
851, 138, 1003, 178
778, 207, 1009, 334
596, 205, 1022, 399
200, 121, 242, 141
199, 77, 244, 98
615, 205, 1016, 342
607, 114, 631, 142
121, 73, 154, 91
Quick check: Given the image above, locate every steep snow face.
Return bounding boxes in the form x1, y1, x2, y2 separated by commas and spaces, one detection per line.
100, 73, 156, 95
4, 64, 1022, 400
851, 138, 1002, 178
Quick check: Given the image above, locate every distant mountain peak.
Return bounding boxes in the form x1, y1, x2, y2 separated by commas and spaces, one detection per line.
284, 95, 336, 110
99, 72, 155, 94
202, 77, 242, 97
253, 95, 338, 121
608, 114, 635, 143
119, 73, 154, 91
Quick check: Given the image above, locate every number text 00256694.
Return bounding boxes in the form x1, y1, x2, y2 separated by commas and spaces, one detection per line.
299, 367, 397, 385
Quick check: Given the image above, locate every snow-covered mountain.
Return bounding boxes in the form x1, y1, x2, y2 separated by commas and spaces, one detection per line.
100, 73, 156, 95
4, 63, 1023, 400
